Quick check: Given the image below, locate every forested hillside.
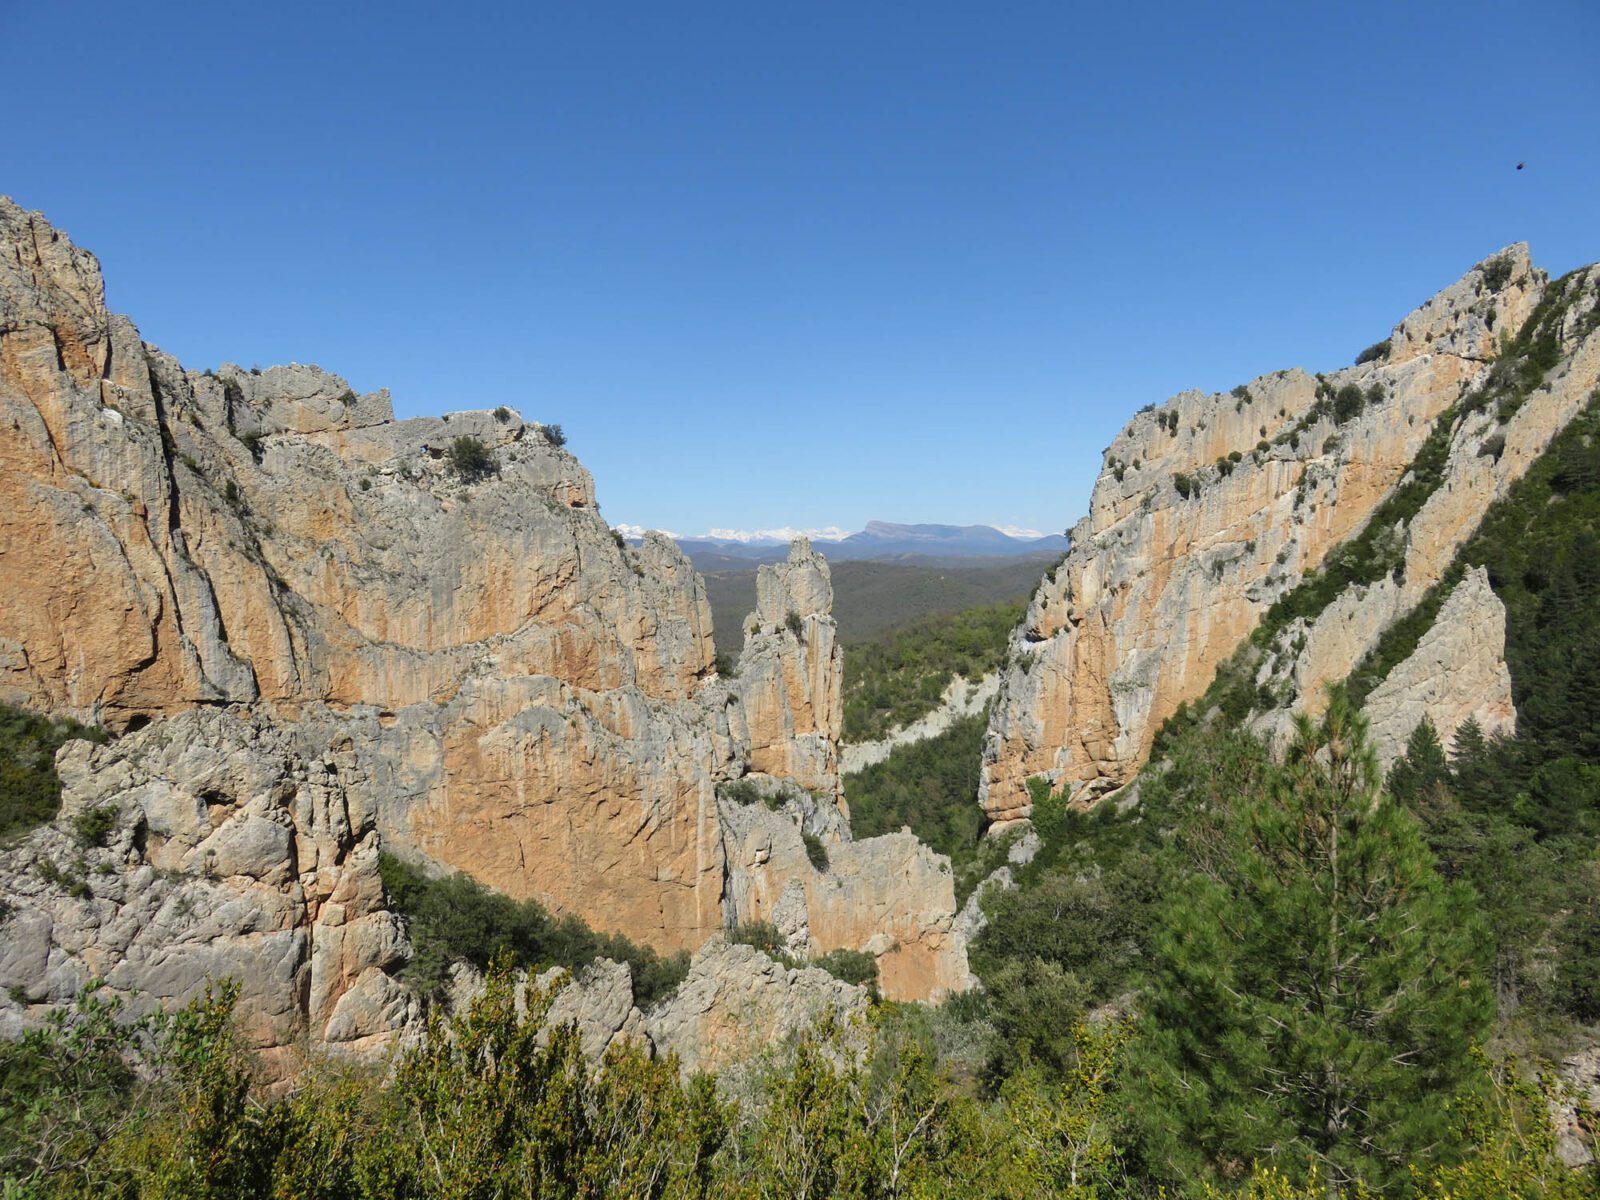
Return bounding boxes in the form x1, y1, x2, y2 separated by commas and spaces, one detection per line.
841, 600, 1023, 741
705, 557, 1045, 654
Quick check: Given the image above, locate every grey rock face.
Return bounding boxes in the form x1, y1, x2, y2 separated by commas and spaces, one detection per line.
982, 246, 1600, 826
644, 936, 868, 1079
1363, 567, 1516, 766
0, 709, 417, 1080
1557, 1045, 1600, 1167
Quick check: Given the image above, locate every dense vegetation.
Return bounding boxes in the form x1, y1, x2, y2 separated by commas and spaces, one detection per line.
841, 600, 1023, 742
446, 434, 498, 481
0, 975, 1586, 1200
0, 703, 107, 843
379, 854, 690, 1007
950, 695, 1598, 1195
843, 711, 989, 877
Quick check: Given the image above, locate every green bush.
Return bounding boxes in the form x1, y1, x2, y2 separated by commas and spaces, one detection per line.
1332, 382, 1365, 422
811, 948, 878, 993
378, 854, 688, 1007
238, 430, 265, 462
446, 435, 497, 481
1481, 253, 1515, 291
1355, 337, 1392, 365
0, 703, 107, 843
802, 831, 829, 871
70, 805, 118, 849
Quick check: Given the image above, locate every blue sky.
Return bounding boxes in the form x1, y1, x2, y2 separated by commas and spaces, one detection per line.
7, 1, 1597, 537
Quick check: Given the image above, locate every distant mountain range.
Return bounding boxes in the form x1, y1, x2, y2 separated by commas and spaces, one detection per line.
620, 520, 1070, 567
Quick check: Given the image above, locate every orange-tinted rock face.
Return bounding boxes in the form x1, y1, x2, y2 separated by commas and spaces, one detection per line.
0, 198, 736, 958
0, 198, 968, 1001
981, 247, 1558, 823
733, 539, 845, 802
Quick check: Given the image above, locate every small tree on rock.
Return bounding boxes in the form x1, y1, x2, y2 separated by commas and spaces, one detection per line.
447, 435, 497, 482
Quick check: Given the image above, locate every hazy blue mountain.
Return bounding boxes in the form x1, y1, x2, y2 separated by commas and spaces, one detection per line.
656, 520, 1069, 568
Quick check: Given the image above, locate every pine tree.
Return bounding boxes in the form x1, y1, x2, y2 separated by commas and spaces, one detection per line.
1386, 720, 1450, 809
1132, 688, 1493, 1197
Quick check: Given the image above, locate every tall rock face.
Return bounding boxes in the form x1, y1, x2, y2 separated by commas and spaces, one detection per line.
1251, 266, 1600, 742
0, 197, 729, 951
732, 539, 845, 802
0, 199, 967, 1027
982, 246, 1599, 823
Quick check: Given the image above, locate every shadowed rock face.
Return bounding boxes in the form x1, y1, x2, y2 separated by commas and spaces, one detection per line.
981, 247, 1600, 824
0, 198, 970, 1037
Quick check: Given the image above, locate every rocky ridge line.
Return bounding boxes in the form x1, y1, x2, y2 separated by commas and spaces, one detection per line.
982, 246, 1600, 823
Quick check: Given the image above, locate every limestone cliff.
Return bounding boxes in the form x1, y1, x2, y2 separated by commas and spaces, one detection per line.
0, 709, 417, 1080
731, 539, 845, 802
1358, 566, 1515, 766
983, 246, 1599, 822
0, 197, 969, 1037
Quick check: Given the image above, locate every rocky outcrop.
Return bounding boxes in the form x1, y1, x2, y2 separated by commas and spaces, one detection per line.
1251, 268, 1600, 739
718, 783, 967, 1001
0, 709, 416, 1082
1363, 567, 1516, 766
643, 936, 868, 1078
445, 939, 868, 1083
1557, 1045, 1600, 1168
841, 672, 999, 775
731, 539, 844, 803
981, 246, 1600, 824
0, 196, 966, 1053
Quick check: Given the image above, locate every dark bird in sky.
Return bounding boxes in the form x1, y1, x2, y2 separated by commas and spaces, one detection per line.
1516, 161, 1527, 170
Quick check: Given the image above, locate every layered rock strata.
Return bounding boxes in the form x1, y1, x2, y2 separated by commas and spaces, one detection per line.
982, 247, 1600, 823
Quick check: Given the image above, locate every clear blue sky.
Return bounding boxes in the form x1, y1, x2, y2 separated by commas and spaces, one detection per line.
7, 1, 1597, 537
